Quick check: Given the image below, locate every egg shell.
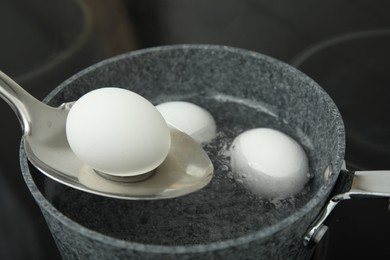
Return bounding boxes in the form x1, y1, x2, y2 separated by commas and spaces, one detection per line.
230, 128, 310, 198
66, 88, 171, 176
156, 101, 216, 144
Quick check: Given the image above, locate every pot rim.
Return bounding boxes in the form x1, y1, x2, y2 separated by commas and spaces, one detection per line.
20, 44, 346, 254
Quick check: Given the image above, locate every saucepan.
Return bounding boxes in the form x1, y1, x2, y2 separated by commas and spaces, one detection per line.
18, 45, 390, 259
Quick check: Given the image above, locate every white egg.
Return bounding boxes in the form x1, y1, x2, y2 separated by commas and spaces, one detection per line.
156, 101, 216, 144
66, 88, 171, 176
230, 128, 310, 198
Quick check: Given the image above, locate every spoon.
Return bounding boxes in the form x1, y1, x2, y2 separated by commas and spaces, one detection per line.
0, 71, 214, 200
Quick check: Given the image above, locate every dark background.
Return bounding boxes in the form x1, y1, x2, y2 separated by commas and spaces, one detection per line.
1, 0, 390, 259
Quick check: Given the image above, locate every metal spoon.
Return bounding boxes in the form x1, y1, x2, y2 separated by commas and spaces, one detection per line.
0, 71, 214, 200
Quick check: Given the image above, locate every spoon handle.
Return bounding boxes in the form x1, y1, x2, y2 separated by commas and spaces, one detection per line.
0, 71, 43, 134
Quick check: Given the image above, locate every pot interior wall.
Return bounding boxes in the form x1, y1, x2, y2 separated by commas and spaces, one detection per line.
30, 45, 345, 245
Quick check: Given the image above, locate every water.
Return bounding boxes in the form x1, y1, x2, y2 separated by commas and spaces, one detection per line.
37, 94, 317, 246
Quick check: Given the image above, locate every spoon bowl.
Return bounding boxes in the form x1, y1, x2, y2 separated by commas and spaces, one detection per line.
0, 71, 214, 199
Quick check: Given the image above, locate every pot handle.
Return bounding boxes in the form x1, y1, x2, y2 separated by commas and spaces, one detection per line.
303, 166, 390, 247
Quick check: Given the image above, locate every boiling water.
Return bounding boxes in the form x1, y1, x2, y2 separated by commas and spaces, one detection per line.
37, 94, 317, 246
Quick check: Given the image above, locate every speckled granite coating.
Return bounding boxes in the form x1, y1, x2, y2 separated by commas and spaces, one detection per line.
20, 45, 345, 259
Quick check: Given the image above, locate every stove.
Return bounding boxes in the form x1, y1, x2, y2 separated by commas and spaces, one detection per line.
1, 0, 390, 259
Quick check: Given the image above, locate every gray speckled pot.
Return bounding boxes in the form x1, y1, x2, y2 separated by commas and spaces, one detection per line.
20, 45, 345, 260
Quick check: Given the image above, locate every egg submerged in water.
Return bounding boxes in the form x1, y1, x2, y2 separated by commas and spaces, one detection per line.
230, 128, 310, 199
66, 87, 171, 176
156, 101, 217, 144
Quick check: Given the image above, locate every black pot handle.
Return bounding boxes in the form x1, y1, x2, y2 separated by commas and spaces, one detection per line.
303, 163, 390, 247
